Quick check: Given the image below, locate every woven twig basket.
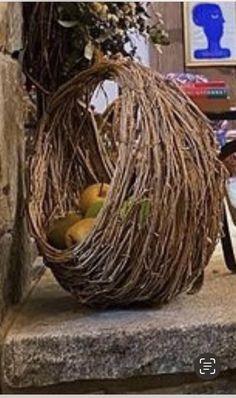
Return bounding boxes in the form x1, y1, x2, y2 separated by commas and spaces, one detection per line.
28, 59, 225, 307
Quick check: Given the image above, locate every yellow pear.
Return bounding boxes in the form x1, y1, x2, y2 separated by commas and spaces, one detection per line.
65, 218, 96, 248
79, 183, 109, 213
47, 212, 82, 250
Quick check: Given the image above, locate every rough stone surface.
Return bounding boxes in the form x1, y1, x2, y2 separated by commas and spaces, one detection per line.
0, 54, 24, 233
0, 1, 33, 328
0, 233, 13, 323
2, 235, 236, 390
0, 3, 22, 53
30, 251, 43, 281
0, 7, 40, 394
0, 53, 32, 321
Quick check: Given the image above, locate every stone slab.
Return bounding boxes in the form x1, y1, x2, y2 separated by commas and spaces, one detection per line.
0, 233, 13, 322
2, 224, 236, 390
0, 3, 22, 53
0, 51, 33, 328
0, 53, 24, 234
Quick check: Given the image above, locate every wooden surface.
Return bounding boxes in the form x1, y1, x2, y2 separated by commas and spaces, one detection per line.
150, 3, 184, 73
206, 109, 236, 121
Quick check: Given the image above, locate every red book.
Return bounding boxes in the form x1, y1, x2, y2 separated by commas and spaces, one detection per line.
183, 81, 227, 94
192, 81, 226, 88
183, 87, 229, 98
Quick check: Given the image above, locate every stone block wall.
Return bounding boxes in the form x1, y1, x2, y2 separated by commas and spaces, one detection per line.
0, 3, 31, 324
0, 3, 22, 53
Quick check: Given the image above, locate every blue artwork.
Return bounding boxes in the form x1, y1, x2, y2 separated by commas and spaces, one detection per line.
192, 3, 231, 59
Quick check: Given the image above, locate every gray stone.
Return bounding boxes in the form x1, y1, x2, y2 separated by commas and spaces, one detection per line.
0, 51, 32, 354
0, 3, 22, 53
0, 54, 24, 234
0, 47, 32, 324
0, 2, 33, 390
31, 254, 44, 282
29, 238, 38, 267
2, 241, 236, 390
0, 233, 12, 322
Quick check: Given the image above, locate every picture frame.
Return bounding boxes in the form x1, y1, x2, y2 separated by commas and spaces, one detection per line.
183, 2, 236, 67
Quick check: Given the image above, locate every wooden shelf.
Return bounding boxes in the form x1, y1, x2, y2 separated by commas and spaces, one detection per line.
205, 109, 236, 121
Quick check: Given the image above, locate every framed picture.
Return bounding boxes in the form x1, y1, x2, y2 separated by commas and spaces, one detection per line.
183, 2, 236, 66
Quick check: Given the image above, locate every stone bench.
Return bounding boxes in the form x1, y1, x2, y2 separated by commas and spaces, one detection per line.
2, 240, 236, 394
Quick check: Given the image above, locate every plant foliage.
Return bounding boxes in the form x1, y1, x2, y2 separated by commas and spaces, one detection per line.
23, 2, 169, 97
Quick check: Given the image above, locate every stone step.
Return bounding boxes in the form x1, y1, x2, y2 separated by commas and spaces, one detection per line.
1, 218, 236, 393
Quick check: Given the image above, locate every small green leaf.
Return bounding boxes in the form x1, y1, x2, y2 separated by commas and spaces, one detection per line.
138, 198, 151, 226
119, 197, 136, 220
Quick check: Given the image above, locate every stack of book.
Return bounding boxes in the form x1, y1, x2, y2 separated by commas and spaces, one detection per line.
182, 80, 231, 112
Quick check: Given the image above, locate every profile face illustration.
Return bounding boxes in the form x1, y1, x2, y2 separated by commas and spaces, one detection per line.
192, 3, 231, 59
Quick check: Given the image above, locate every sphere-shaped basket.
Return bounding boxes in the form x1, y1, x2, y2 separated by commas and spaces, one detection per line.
28, 59, 225, 308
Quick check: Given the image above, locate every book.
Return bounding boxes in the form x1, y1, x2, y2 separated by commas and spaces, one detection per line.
190, 80, 226, 88
183, 88, 229, 100
183, 80, 226, 89
191, 97, 231, 112
182, 80, 229, 98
